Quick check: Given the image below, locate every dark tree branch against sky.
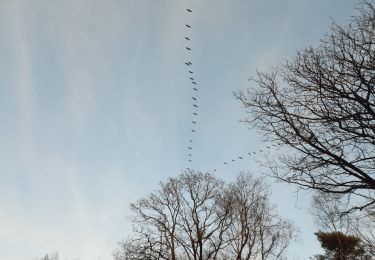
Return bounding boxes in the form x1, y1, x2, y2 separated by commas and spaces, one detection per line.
235, 1, 375, 214
114, 171, 296, 260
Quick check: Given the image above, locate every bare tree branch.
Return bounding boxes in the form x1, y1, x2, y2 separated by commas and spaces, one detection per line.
235, 0, 375, 213
114, 170, 296, 260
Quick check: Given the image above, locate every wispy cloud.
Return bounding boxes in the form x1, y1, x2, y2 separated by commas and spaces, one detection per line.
0, 1, 359, 259
5, 0, 38, 173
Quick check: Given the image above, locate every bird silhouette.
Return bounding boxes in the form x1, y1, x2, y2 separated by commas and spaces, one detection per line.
213, 169, 217, 172
186, 47, 191, 50
189, 140, 193, 142
192, 97, 196, 100
185, 62, 192, 66
193, 112, 198, 115
191, 129, 196, 132
185, 24, 191, 28
248, 152, 251, 155
192, 121, 197, 124
224, 162, 228, 165
189, 77, 194, 80
232, 159, 235, 162
193, 88, 198, 91
259, 149, 264, 152
185, 37, 190, 40
187, 9, 192, 12
188, 71, 193, 74
192, 82, 197, 84
238, 157, 243, 159
189, 159, 192, 162
188, 147, 192, 149
193, 104, 198, 108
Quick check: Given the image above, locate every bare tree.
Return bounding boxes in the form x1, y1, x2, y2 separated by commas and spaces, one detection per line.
224, 174, 296, 260
235, 1, 375, 213
115, 170, 229, 260
118, 175, 183, 260
33, 253, 59, 260
175, 171, 229, 260
354, 212, 375, 257
114, 170, 296, 260
311, 192, 353, 232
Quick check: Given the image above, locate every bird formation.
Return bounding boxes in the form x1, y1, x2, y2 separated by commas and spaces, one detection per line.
186, 144, 280, 172
181, 8, 278, 169
221, 144, 279, 166
183, 8, 200, 164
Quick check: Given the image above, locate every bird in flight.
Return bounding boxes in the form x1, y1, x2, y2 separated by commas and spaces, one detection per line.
232, 159, 235, 162
192, 121, 197, 124
192, 97, 196, 100
192, 82, 197, 85
193, 104, 198, 108
193, 88, 198, 91
188, 71, 193, 74
187, 9, 192, 12
186, 24, 191, 28
238, 156, 243, 159
186, 47, 191, 51
185, 62, 192, 66
191, 129, 196, 132
185, 37, 190, 41
189, 159, 192, 162
188, 147, 192, 149
193, 112, 198, 115
189, 77, 194, 80
224, 162, 228, 165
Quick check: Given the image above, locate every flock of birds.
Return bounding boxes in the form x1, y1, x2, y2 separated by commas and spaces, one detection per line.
182, 8, 279, 171
183, 8, 199, 164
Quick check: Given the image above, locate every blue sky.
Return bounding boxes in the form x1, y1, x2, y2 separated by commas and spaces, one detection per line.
0, 0, 358, 259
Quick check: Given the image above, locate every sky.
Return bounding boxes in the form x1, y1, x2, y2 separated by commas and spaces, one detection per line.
0, 0, 359, 259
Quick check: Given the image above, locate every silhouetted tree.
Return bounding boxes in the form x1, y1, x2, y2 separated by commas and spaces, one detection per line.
311, 231, 371, 260
33, 253, 59, 260
354, 213, 375, 258
235, 1, 375, 213
224, 174, 295, 260
114, 170, 296, 260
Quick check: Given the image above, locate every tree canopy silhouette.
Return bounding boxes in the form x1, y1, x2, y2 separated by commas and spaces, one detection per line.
311, 231, 371, 260
114, 170, 295, 260
235, 1, 375, 213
